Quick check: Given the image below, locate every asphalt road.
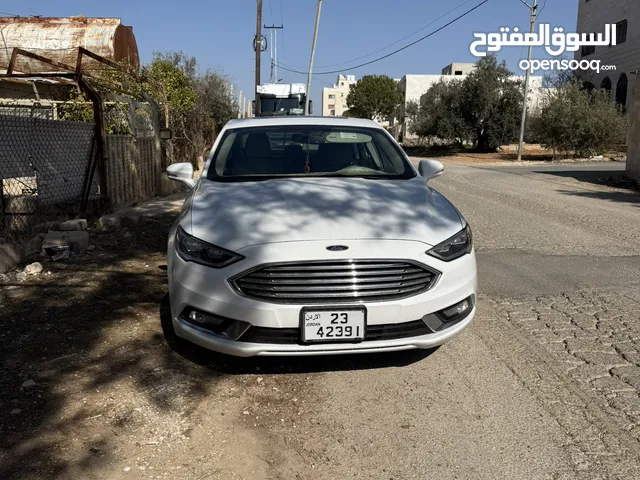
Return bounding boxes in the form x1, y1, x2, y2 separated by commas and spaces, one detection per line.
249, 161, 640, 480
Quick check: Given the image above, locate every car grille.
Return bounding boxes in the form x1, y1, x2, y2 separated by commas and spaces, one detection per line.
239, 320, 432, 344
231, 260, 439, 303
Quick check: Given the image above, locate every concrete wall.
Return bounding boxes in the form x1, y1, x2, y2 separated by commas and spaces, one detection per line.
575, 0, 640, 109
626, 74, 640, 181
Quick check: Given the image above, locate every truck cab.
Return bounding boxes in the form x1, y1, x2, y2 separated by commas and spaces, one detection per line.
255, 83, 310, 116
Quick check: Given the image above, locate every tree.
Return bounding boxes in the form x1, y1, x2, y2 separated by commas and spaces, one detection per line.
412, 56, 523, 151
457, 56, 523, 151
346, 75, 403, 120
412, 79, 468, 144
529, 81, 628, 158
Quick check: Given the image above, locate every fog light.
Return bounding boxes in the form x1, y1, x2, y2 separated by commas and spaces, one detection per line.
441, 298, 472, 321
422, 296, 475, 332
186, 309, 225, 326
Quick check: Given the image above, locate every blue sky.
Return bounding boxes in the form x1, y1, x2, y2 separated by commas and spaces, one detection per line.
2, 0, 579, 106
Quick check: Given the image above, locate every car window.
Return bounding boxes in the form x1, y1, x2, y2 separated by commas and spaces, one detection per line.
207, 125, 414, 181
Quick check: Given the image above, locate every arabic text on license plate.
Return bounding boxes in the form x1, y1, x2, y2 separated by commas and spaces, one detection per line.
302, 309, 366, 342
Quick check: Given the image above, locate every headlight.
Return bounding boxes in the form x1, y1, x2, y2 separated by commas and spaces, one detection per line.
427, 224, 473, 261
175, 226, 244, 268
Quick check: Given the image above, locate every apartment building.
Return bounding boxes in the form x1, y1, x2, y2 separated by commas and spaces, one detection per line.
575, 0, 640, 108
321, 74, 357, 117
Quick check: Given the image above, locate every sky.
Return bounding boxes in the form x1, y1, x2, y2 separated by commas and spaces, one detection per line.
1, 0, 579, 108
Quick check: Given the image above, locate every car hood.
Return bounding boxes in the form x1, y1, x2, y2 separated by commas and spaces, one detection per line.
188, 176, 464, 251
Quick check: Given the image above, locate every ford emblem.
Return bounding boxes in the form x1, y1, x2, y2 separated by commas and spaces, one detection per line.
326, 245, 349, 252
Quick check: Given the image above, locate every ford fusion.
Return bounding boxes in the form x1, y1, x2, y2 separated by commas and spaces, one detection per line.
165, 117, 477, 357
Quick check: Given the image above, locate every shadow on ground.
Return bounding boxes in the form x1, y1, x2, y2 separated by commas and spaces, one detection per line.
533, 169, 640, 206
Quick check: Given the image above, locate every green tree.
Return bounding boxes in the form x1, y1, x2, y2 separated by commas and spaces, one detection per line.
458, 56, 523, 151
346, 75, 403, 120
529, 81, 628, 158
412, 56, 523, 151
412, 79, 468, 144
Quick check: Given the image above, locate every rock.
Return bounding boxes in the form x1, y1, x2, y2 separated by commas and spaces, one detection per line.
24, 262, 43, 275
0, 273, 9, 283
97, 215, 121, 230
58, 219, 88, 231
0, 237, 6, 244
43, 231, 90, 255
31, 221, 59, 235
10, 408, 21, 415
0, 244, 21, 274
24, 234, 45, 257
16, 272, 27, 282
21, 379, 37, 388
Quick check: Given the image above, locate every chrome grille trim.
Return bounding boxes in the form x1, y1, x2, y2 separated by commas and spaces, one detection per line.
230, 259, 440, 304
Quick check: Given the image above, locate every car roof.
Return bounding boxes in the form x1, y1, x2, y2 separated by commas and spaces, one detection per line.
224, 116, 383, 129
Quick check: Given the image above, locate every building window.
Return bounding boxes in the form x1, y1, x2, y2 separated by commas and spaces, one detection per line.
341, 93, 344, 97
328, 94, 335, 99
581, 45, 595, 57
328, 104, 335, 109
455, 70, 463, 75
601, 77, 612, 98
616, 20, 628, 44
340, 82, 344, 86
330, 109, 335, 116
616, 73, 628, 107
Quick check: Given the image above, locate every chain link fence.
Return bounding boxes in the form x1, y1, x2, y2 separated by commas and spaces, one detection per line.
0, 103, 97, 239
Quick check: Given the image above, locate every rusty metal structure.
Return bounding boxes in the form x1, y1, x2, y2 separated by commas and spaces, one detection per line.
0, 16, 139, 74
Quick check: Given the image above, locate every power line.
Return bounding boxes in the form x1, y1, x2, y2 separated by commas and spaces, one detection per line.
290, 0, 480, 70
537, 0, 547, 18
276, 0, 490, 76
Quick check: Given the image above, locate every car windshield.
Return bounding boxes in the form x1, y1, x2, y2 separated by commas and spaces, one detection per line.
206, 125, 415, 181
259, 98, 304, 116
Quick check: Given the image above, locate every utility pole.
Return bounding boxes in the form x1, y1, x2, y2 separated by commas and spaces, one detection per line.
255, 0, 263, 116
264, 24, 284, 83
305, 0, 323, 116
517, 0, 538, 162
238, 90, 243, 118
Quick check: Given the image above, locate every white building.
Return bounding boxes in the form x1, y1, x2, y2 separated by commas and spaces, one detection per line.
575, 0, 639, 109
321, 74, 357, 117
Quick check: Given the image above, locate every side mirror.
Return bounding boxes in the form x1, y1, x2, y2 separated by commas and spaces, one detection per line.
166, 162, 196, 189
418, 159, 444, 183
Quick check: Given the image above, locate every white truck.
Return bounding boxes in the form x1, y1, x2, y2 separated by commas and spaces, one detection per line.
255, 83, 310, 116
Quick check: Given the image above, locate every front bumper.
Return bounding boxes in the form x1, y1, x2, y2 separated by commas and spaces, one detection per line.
167, 238, 477, 357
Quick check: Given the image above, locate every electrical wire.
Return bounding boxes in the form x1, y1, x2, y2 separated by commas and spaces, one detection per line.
294, 0, 481, 70
277, 0, 490, 76
537, 0, 547, 19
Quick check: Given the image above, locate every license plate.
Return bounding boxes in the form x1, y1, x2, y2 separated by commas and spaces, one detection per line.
301, 307, 366, 343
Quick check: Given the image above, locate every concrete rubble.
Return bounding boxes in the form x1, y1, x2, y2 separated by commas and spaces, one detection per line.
58, 219, 88, 231
23, 262, 43, 275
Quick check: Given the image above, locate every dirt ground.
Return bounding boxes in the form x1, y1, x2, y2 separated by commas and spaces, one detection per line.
0, 215, 326, 479
402, 144, 628, 165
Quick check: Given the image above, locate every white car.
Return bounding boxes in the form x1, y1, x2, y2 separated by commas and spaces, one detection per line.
164, 117, 477, 357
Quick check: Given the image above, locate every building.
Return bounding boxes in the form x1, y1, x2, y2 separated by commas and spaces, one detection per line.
397, 64, 545, 140
575, 0, 640, 109
321, 74, 357, 117
441, 63, 476, 76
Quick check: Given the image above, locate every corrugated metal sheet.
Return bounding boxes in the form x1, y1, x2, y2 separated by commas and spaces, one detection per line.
0, 17, 139, 74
